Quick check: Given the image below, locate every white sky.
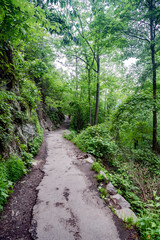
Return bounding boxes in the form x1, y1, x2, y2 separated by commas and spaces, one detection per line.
124, 57, 137, 67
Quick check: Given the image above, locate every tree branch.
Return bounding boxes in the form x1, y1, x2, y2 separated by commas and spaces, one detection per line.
69, 54, 97, 72
123, 31, 150, 43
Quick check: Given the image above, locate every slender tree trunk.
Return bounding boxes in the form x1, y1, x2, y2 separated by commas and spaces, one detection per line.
149, 1, 157, 152
151, 44, 157, 152
75, 56, 78, 98
94, 54, 100, 125
104, 90, 107, 118
88, 68, 92, 125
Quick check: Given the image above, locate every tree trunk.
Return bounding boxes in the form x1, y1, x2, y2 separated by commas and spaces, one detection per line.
88, 68, 92, 125
151, 44, 157, 152
75, 56, 78, 98
149, 1, 157, 152
94, 54, 100, 125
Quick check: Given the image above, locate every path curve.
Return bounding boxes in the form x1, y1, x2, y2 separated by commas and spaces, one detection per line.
31, 120, 125, 240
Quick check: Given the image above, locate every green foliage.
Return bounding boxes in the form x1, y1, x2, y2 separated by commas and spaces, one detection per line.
63, 131, 77, 141
97, 174, 106, 182
137, 192, 160, 240
46, 107, 64, 126
91, 162, 101, 173
28, 118, 43, 156
28, 60, 48, 79
125, 217, 135, 229
0, 91, 23, 150
0, 152, 34, 210
28, 134, 43, 156
20, 79, 41, 109
21, 151, 33, 168
0, 160, 13, 210
73, 124, 118, 158
131, 149, 160, 175
0, 177, 13, 211
112, 92, 153, 149
70, 102, 88, 131
106, 164, 144, 213
6, 155, 27, 182
98, 186, 108, 199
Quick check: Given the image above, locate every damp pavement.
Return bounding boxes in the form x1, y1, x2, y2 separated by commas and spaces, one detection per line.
31, 120, 122, 240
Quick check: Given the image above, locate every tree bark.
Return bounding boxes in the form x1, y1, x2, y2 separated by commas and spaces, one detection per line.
151, 44, 157, 152
75, 56, 78, 98
94, 53, 100, 125
149, 1, 157, 152
88, 68, 92, 125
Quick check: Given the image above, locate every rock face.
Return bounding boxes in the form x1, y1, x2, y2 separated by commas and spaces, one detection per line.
36, 105, 53, 131
111, 194, 131, 209
22, 124, 36, 142
106, 182, 117, 195
115, 208, 137, 223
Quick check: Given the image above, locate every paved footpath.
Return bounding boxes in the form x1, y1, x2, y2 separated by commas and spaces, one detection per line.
31, 123, 122, 240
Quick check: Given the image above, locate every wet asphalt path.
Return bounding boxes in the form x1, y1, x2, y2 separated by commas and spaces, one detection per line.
31, 121, 121, 240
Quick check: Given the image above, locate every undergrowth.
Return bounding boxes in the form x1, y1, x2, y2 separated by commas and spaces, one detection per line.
0, 154, 28, 211
64, 124, 160, 240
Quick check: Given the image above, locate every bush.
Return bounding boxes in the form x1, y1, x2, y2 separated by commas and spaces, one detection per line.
91, 162, 101, 173
74, 124, 118, 159
6, 155, 27, 182
0, 154, 29, 210
21, 151, 33, 168
28, 135, 43, 156
0, 160, 13, 210
63, 131, 77, 141
0, 176, 13, 211
28, 128, 43, 156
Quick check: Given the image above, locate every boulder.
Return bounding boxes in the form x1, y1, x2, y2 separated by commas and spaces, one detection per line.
111, 194, 131, 208
115, 208, 137, 223
106, 182, 117, 195
86, 157, 94, 164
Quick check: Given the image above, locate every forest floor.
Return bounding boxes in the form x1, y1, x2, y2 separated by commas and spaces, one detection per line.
0, 120, 138, 240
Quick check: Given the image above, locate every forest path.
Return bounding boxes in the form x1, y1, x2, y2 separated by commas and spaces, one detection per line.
31, 119, 127, 240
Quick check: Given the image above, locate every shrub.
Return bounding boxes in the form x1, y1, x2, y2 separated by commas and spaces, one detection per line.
0, 176, 13, 211
0, 160, 13, 210
21, 151, 33, 168
6, 155, 27, 182
91, 162, 101, 173
97, 174, 106, 182
74, 124, 118, 159
63, 131, 77, 141
28, 134, 43, 156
